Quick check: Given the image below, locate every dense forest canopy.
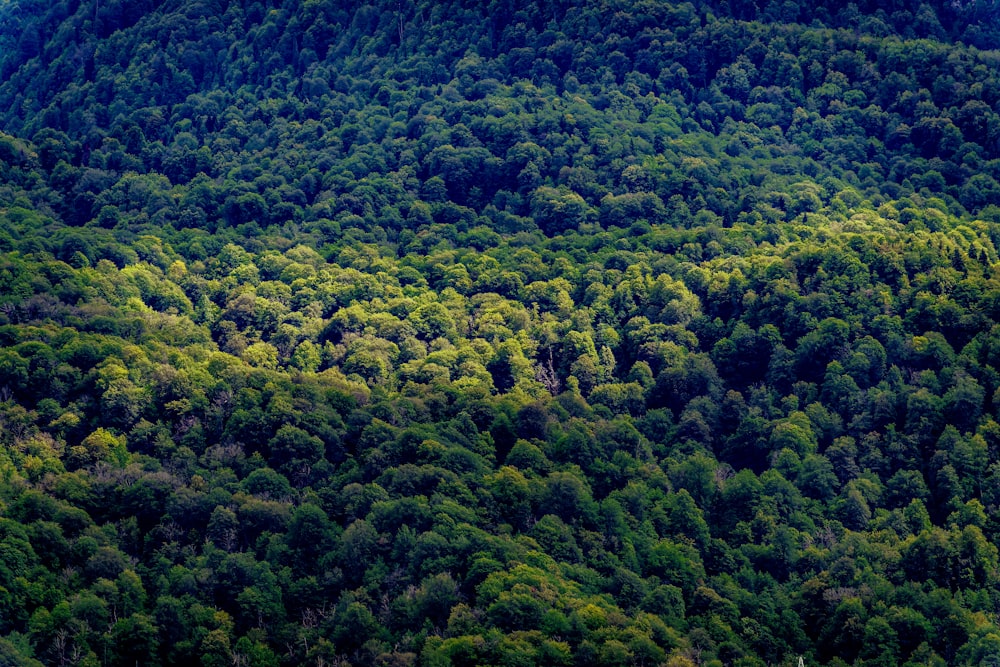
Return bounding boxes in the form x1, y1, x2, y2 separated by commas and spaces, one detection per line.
3, 0, 1000, 665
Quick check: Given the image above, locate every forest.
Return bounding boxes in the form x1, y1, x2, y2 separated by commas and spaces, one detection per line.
2, 0, 1000, 664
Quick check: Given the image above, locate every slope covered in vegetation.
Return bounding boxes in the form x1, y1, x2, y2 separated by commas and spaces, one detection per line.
2, 0, 1000, 665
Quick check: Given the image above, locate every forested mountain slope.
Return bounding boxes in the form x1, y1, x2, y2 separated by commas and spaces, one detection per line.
3, 0, 1000, 665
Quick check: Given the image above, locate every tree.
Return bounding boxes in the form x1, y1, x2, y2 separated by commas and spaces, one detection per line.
530, 186, 594, 235
486, 465, 533, 529
267, 424, 324, 481
286, 503, 337, 572
68, 427, 128, 468
544, 470, 596, 526
110, 613, 160, 666
409, 302, 456, 341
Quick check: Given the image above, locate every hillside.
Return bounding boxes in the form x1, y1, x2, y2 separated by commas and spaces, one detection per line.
3, 1, 1000, 665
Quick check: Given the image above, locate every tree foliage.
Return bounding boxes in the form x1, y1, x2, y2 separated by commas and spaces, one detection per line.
1, 0, 1000, 665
